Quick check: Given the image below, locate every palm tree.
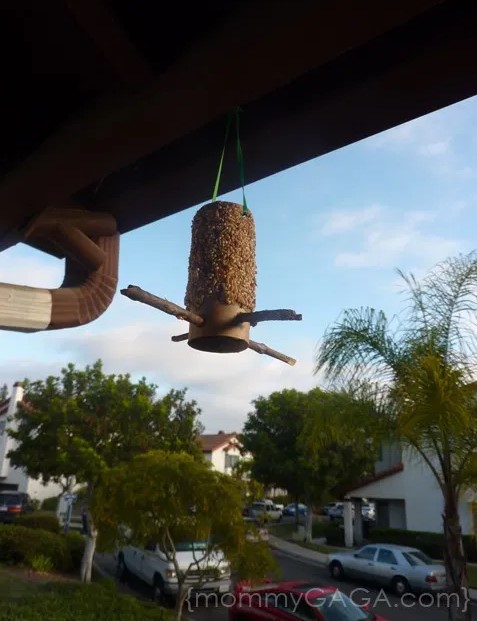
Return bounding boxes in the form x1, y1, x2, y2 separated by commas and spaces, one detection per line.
315, 253, 477, 621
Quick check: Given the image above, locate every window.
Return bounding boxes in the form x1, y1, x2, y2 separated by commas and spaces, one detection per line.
377, 548, 397, 565
310, 592, 370, 620
225, 454, 239, 469
403, 550, 434, 566
356, 546, 377, 560
275, 597, 315, 620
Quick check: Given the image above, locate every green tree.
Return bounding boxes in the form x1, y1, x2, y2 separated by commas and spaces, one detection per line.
242, 389, 307, 514
92, 450, 277, 620
315, 253, 477, 621
231, 458, 265, 508
301, 387, 378, 501
7, 360, 203, 583
242, 389, 376, 541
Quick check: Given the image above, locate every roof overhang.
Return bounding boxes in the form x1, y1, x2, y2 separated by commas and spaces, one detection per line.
1, 1, 477, 256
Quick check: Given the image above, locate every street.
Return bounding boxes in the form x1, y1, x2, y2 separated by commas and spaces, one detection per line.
97, 549, 476, 620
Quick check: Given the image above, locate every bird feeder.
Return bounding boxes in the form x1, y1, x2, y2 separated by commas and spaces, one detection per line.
185, 201, 255, 353
121, 108, 301, 365
121, 201, 302, 365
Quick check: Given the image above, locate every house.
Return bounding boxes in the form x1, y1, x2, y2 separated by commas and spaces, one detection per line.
200, 431, 245, 474
342, 443, 476, 547
0, 381, 62, 503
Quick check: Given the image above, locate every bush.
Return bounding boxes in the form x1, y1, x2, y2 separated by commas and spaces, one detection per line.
367, 527, 477, 562
0, 581, 174, 620
28, 554, 54, 573
41, 496, 60, 511
65, 531, 86, 568
16, 511, 60, 533
312, 521, 345, 546
0, 525, 72, 571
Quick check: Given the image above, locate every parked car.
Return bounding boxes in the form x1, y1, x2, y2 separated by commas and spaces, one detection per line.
243, 517, 269, 543
362, 503, 376, 521
327, 503, 344, 520
0, 491, 34, 523
249, 500, 282, 522
273, 503, 284, 512
283, 503, 308, 517
230, 579, 390, 620
328, 543, 446, 595
322, 502, 341, 516
117, 540, 231, 602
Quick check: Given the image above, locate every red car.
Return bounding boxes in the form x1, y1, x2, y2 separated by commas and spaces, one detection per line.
229, 580, 389, 621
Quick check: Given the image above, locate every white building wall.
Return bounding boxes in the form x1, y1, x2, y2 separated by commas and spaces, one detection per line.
0, 382, 62, 502
204, 442, 245, 474
348, 447, 474, 535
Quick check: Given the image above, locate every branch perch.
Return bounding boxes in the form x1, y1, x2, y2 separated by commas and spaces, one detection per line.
248, 340, 296, 366
121, 285, 204, 326
171, 333, 189, 342
232, 309, 302, 327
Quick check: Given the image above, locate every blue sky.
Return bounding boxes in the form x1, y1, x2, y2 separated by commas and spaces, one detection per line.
1, 95, 477, 431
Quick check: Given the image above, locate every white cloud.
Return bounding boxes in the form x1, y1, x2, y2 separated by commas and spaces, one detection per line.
6, 320, 320, 432
320, 205, 382, 236
418, 141, 449, 157
365, 102, 477, 179
320, 206, 463, 270
0, 246, 64, 288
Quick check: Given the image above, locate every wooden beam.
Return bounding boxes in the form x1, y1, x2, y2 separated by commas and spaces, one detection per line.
64, 0, 153, 86
90, 0, 477, 235
248, 340, 296, 366
0, 0, 443, 249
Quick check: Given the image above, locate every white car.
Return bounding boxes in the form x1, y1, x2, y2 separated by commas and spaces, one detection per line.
249, 500, 282, 522
117, 540, 231, 602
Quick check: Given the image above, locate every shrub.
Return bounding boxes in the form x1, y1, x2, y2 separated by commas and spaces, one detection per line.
16, 511, 60, 533
367, 527, 477, 562
312, 521, 345, 546
28, 554, 54, 573
41, 496, 60, 511
0, 525, 72, 571
0, 581, 174, 621
65, 531, 86, 568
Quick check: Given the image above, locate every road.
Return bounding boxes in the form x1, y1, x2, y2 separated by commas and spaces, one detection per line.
96, 550, 475, 620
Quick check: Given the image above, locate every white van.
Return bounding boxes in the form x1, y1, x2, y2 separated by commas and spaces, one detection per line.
249, 500, 282, 522
117, 540, 231, 602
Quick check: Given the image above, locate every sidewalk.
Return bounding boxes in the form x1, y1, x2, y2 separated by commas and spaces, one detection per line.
268, 534, 477, 602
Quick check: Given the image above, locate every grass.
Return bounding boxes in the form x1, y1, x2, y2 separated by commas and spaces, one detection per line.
467, 565, 477, 589
0, 567, 42, 599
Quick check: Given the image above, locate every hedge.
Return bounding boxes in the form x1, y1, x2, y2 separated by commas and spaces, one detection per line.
0, 580, 173, 621
0, 525, 85, 572
367, 527, 477, 562
312, 521, 345, 546
16, 511, 61, 533
41, 496, 60, 511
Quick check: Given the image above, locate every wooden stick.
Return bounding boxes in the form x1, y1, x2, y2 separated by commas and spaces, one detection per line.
171, 333, 189, 342
248, 340, 296, 366
232, 309, 302, 327
121, 286, 204, 326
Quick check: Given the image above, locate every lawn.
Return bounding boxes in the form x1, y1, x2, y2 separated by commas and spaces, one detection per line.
0, 566, 174, 620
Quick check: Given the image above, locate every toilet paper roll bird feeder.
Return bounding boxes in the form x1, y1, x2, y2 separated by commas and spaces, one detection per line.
121, 201, 302, 365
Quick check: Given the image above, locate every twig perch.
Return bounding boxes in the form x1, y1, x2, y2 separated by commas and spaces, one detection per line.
172, 332, 296, 366
121, 285, 204, 326
248, 340, 296, 366
232, 309, 302, 327
171, 333, 188, 342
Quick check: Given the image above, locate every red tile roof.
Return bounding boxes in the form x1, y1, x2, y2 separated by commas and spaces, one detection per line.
345, 463, 404, 494
200, 432, 239, 452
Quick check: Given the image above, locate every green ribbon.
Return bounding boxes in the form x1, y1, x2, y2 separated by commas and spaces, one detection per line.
212, 108, 248, 215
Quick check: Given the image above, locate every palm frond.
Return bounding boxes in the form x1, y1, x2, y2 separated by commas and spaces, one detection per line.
419, 252, 477, 367
315, 307, 400, 384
